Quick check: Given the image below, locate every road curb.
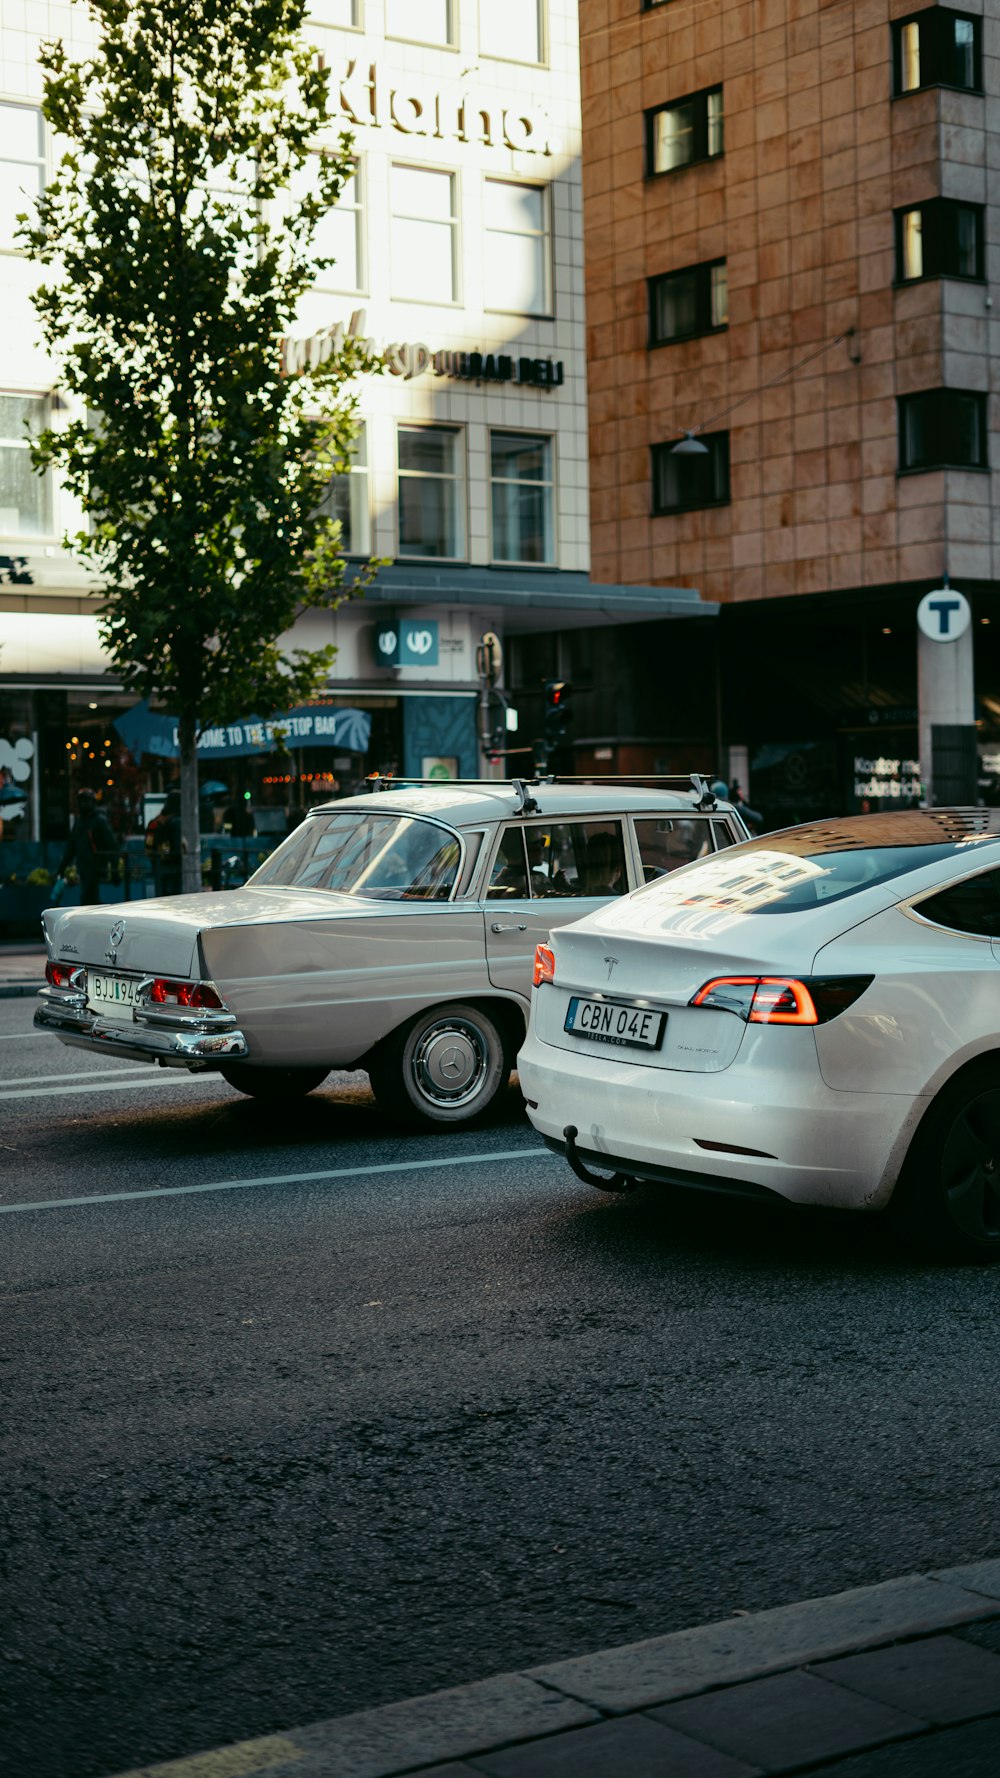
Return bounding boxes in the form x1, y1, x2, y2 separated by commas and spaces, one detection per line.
0, 980, 43, 998
105, 1561, 1000, 1778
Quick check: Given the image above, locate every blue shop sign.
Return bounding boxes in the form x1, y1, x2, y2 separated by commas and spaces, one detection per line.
375, 619, 439, 668
114, 699, 371, 761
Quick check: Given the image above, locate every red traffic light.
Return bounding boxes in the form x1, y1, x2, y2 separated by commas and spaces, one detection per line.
544, 679, 571, 707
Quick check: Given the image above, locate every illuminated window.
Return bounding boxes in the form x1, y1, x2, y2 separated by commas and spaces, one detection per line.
892, 10, 981, 94
647, 87, 723, 175
895, 200, 983, 282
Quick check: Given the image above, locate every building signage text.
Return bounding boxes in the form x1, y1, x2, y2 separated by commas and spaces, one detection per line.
281, 310, 564, 389
337, 59, 554, 156
853, 755, 922, 800
375, 619, 440, 668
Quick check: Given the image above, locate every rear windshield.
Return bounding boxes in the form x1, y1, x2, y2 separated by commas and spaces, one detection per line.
638, 814, 1000, 916
249, 812, 462, 901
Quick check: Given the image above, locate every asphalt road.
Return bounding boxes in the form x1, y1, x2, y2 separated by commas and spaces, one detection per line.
3, 995, 1000, 1778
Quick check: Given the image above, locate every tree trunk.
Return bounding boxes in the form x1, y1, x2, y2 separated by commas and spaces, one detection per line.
178, 711, 202, 895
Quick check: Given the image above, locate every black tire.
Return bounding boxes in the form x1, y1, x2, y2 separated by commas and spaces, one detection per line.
368, 1002, 510, 1129
220, 1062, 329, 1101
890, 1060, 1000, 1263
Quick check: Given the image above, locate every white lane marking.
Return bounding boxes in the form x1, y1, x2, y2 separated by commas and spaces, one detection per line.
4, 1065, 164, 1089
0, 1147, 554, 1214
0, 1072, 220, 1103
0, 1031, 47, 1040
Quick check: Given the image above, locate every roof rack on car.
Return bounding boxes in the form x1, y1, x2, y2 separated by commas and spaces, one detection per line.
363, 771, 718, 813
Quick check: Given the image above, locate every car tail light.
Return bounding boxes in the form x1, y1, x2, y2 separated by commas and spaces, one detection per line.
46, 960, 81, 989
690, 975, 872, 1025
147, 978, 224, 1010
533, 944, 556, 987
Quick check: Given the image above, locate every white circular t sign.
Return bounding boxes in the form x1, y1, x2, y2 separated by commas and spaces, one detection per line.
917, 587, 971, 642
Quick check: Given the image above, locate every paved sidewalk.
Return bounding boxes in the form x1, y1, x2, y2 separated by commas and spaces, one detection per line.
0, 941, 46, 998
107, 1562, 1000, 1778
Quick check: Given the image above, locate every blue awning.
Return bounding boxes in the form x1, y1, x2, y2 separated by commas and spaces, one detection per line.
114, 699, 371, 761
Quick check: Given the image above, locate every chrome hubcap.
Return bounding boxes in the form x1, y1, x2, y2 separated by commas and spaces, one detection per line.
412, 1019, 489, 1107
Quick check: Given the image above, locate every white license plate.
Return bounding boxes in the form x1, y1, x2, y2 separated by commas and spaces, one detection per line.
87, 971, 142, 1021
564, 996, 665, 1050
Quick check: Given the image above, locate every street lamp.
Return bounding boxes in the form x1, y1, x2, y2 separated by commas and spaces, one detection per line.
671, 430, 709, 456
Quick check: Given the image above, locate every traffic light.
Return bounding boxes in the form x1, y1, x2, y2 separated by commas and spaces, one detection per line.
543, 680, 572, 746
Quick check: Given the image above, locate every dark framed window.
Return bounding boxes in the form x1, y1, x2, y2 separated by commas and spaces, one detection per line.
895, 199, 984, 282
646, 87, 723, 176
649, 260, 728, 346
652, 432, 730, 514
915, 871, 1000, 937
898, 390, 987, 473
892, 9, 982, 95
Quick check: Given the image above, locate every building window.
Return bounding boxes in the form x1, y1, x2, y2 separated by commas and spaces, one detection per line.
647, 87, 723, 176
297, 156, 364, 293
0, 395, 51, 537
398, 425, 465, 559
652, 432, 730, 514
391, 165, 458, 304
386, 0, 455, 47
892, 10, 981, 94
0, 104, 44, 245
480, 0, 544, 64
490, 433, 554, 564
484, 180, 550, 315
310, 0, 360, 24
649, 261, 727, 346
898, 390, 987, 472
895, 199, 983, 283
320, 425, 369, 557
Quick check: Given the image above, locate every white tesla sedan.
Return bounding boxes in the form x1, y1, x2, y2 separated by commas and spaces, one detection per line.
519, 809, 1000, 1262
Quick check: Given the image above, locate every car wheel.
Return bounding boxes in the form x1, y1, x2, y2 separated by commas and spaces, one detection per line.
369, 1003, 510, 1129
891, 1062, 1000, 1263
219, 1063, 329, 1100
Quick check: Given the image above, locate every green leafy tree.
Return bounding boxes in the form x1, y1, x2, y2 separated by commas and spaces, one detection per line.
23, 0, 379, 889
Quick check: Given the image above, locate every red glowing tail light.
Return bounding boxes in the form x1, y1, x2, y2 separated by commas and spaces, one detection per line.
691, 976, 818, 1025
533, 944, 556, 987
690, 975, 873, 1025
147, 978, 224, 1010
46, 960, 80, 989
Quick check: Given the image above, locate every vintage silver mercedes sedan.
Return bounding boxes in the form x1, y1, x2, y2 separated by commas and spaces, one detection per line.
35, 777, 750, 1127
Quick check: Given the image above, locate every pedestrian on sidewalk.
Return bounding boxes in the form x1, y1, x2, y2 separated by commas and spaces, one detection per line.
144, 788, 186, 896
59, 789, 117, 907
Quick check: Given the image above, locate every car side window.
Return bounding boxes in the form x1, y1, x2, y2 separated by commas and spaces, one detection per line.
487, 827, 529, 899
915, 870, 1000, 937
634, 816, 715, 882
534, 821, 629, 898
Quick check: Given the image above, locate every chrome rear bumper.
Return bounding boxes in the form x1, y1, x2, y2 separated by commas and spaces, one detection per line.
34, 986, 248, 1068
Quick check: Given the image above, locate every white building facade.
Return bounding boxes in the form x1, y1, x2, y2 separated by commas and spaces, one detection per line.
0, 0, 710, 848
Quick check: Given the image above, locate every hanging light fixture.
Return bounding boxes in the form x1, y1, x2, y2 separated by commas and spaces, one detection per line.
671, 429, 709, 456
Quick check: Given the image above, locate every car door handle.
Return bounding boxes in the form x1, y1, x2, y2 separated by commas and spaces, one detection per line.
491, 921, 528, 932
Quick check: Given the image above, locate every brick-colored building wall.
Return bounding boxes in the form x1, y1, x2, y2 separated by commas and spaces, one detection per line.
581, 0, 999, 605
